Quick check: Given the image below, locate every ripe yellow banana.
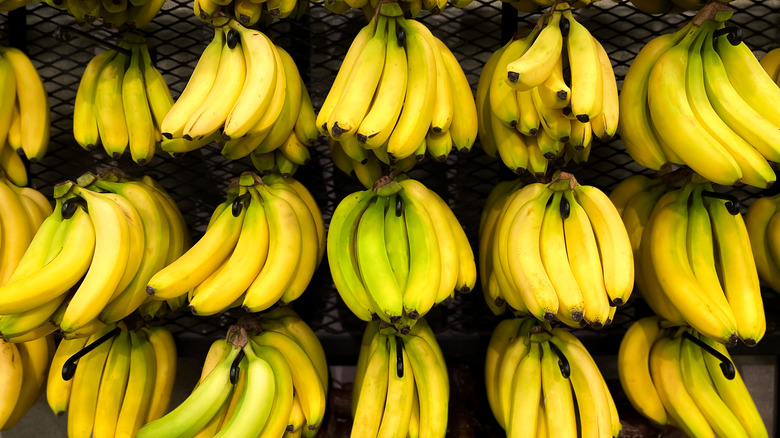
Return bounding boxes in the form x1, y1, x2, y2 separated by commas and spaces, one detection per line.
506, 12, 562, 91
618, 316, 667, 425
73, 50, 114, 150
1, 47, 49, 161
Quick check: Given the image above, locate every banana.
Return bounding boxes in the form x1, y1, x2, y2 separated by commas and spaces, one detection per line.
353, 324, 383, 415
317, 19, 378, 136
161, 28, 224, 139
47, 337, 89, 416
489, 109, 528, 173
0, 178, 33, 285
538, 53, 569, 110
484, 318, 522, 422
243, 185, 301, 312
708, 196, 765, 346
252, 46, 302, 153
399, 331, 448, 438
327, 190, 376, 321
190, 187, 268, 315
383, 194, 410, 292
255, 343, 295, 438
619, 25, 692, 170
702, 24, 780, 165
123, 46, 156, 164
475, 44, 505, 157
0, 204, 94, 314
760, 48, 780, 81
216, 343, 275, 438
564, 9, 602, 123
378, 336, 415, 438
328, 16, 388, 139
618, 317, 667, 425
490, 33, 536, 127
745, 196, 780, 292
147, 198, 246, 299
540, 340, 576, 438
386, 18, 436, 161
294, 85, 318, 146
144, 326, 177, 422
432, 190, 475, 294
68, 326, 117, 438
590, 37, 618, 141
1, 47, 49, 161
351, 334, 389, 437
0, 340, 23, 428
506, 12, 562, 91
93, 329, 131, 438
700, 336, 768, 438
540, 191, 585, 323
408, 385, 420, 438
680, 332, 749, 438
73, 50, 114, 150
2, 336, 51, 430
574, 184, 633, 306
137, 345, 240, 438
506, 341, 541, 437
95, 50, 129, 158
0, 140, 26, 187
436, 39, 477, 152
252, 331, 326, 434
686, 26, 775, 189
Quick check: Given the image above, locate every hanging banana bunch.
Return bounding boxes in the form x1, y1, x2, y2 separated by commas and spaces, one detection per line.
318, 3, 478, 167
0, 45, 50, 168
328, 173, 476, 333
476, 5, 618, 176
139, 309, 328, 438
147, 172, 324, 315
479, 172, 632, 328
0, 171, 189, 339
74, 34, 174, 165
351, 318, 448, 438
616, 178, 765, 347
760, 47, 780, 85
41, 0, 166, 28
619, 317, 768, 437
160, 21, 319, 169
194, 0, 310, 24
47, 324, 178, 437
745, 193, 780, 294
619, 4, 780, 188
486, 318, 621, 438
0, 335, 54, 431
0, 0, 34, 10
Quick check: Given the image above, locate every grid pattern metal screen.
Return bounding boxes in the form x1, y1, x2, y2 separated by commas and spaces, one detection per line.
1, 0, 779, 359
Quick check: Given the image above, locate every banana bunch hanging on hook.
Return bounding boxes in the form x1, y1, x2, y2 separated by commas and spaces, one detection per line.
41, 0, 167, 29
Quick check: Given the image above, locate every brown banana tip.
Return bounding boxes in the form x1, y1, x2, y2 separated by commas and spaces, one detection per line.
331, 122, 345, 137
145, 286, 155, 296
459, 286, 471, 294
528, 128, 538, 136
162, 132, 173, 140
416, 154, 426, 162
270, 9, 280, 17
590, 321, 604, 330
303, 158, 311, 165
183, 134, 193, 141
605, 318, 612, 326
222, 133, 231, 141
435, 155, 447, 163
765, 180, 775, 189
356, 134, 367, 143
507, 71, 519, 82
576, 114, 589, 123
389, 315, 402, 324
240, 14, 250, 24
535, 172, 545, 180
610, 297, 624, 306
400, 326, 411, 335
308, 425, 318, 430
574, 145, 584, 151
86, 143, 97, 151
188, 306, 197, 315
600, 134, 612, 142
137, 159, 147, 166
494, 297, 505, 306
407, 310, 420, 320
743, 338, 757, 347
544, 312, 556, 322
360, 158, 368, 165
559, 136, 569, 143
371, 313, 380, 321
543, 152, 556, 159
15, 148, 25, 158
432, 126, 442, 134
556, 90, 568, 100
571, 311, 583, 322
286, 425, 294, 432
510, 120, 518, 128
726, 333, 739, 347
112, 152, 122, 159
199, 11, 210, 20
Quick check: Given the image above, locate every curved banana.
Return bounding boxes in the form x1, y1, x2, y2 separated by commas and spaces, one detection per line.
506, 12, 562, 91
144, 326, 177, 422
1, 47, 49, 161
507, 342, 541, 437
68, 325, 117, 438
564, 9, 602, 123
46, 337, 89, 416
73, 50, 114, 150
618, 317, 667, 425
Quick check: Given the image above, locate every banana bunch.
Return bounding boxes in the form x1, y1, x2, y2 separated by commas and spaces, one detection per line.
0, 45, 50, 165
0, 0, 33, 10
760, 47, 780, 85
40, 0, 166, 29
328, 174, 476, 332
486, 319, 620, 437
351, 318, 447, 438
628, 0, 730, 15
319, 0, 472, 18
0, 171, 190, 339
74, 36, 174, 165
47, 324, 178, 438
329, 138, 424, 190
0, 335, 54, 431
745, 193, 780, 293
139, 308, 328, 438
317, 4, 478, 165
0, 172, 53, 292
160, 21, 318, 169
619, 9, 780, 189
194, 0, 309, 24
477, 6, 618, 176
148, 172, 324, 315
250, 147, 313, 179
618, 317, 768, 437
621, 180, 765, 346
479, 173, 632, 328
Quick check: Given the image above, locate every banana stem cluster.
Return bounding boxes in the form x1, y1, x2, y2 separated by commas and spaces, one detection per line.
0, 170, 190, 339
160, 21, 319, 171
46, 324, 177, 438
327, 174, 476, 333
318, 4, 478, 168
139, 308, 327, 438
41, 0, 166, 29
616, 178, 765, 346
351, 318, 448, 438
618, 317, 768, 437
619, 11, 780, 188
74, 35, 174, 165
485, 319, 620, 438
148, 172, 325, 315
0, 45, 50, 168
745, 193, 780, 293
479, 173, 633, 328
0, 335, 54, 431
476, 5, 618, 177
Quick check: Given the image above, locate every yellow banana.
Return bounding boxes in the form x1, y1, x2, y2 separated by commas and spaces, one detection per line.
73, 50, 114, 150
617, 317, 667, 425
1, 47, 49, 161
506, 12, 562, 90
